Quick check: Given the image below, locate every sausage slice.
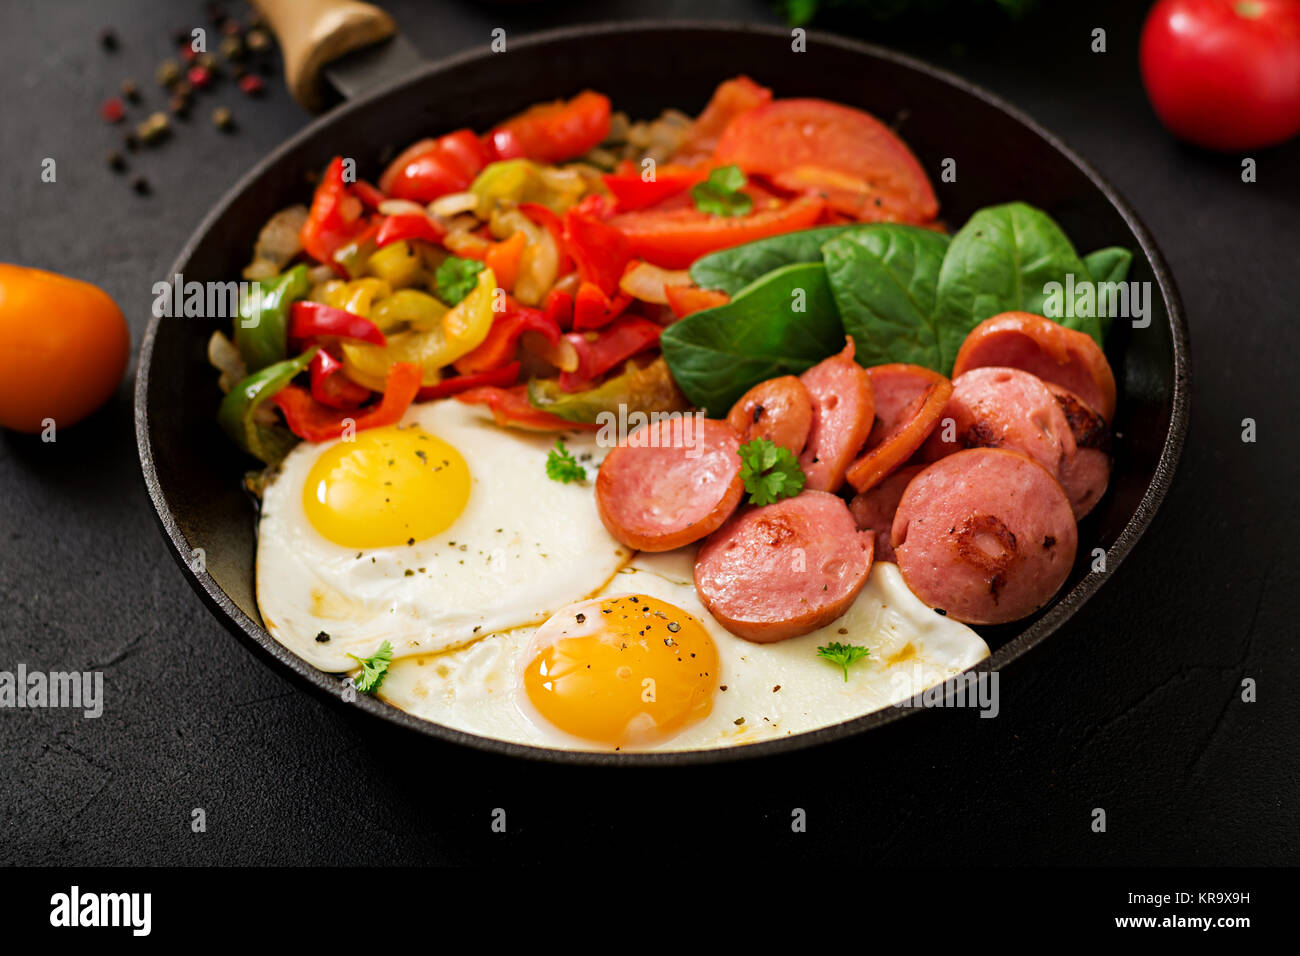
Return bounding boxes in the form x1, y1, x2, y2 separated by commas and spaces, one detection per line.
596, 417, 744, 552
892, 448, 1077, 625
694, 491, 874, 643
797, 339, 875, 493
726, 375, 813, 455
845, 364, 952, 494
1046, 382, 1111, 519
953, 311, 1117, 422
849, 464, 923, 564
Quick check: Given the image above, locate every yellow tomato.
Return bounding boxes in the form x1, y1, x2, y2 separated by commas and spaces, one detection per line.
0, 264, 130, 433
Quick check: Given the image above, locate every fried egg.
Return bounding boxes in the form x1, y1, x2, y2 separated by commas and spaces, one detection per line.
256, 399, 631, 672
378, 550, 991, 752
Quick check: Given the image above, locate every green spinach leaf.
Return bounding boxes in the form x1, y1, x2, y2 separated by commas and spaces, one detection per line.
660, 262, 843, 416
822, 225, 951, 369
933, 202, 1101, 372
688, 225, 858, 295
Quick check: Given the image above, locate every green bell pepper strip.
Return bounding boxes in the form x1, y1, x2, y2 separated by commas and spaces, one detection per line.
526, 357, 688, 425
218, 347, 318, 465
235, 264, 311, 372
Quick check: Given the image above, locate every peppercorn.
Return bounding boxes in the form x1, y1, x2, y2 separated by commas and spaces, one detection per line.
99, 28, 119, 52
121, 79, 140, 103
123, 131, 139, 152
100, 97, 125, 123
220, 34, 244, 62
106, 151, 127, 173
238, 74, 265, 97
212, 106, 235, 131
169, 94, 191, 118
245, 28, 271, 53
221, 18, 242, 36
156, 59, 181, 87
136, 111, 170, 144
188, 66, 212, 90
131, 175, 151, 195
196, 52, 218, 72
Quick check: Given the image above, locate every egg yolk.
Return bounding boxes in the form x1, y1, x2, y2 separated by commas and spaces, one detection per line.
523, 595, 718, 749
303, 424, 470, 549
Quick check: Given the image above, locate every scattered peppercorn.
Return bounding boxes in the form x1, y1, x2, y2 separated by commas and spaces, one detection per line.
188, 65, 213, 90
220, 34, 245, 62
131, 175, 151, 195
156, 59, 181, 87
120, 79, 141, 103
106, 151, 127, 172
99, 28, 119, 52
169, 94, 191, 118
212, 106, 235, 130
180, 44, 199, 64
245, 27, 271, 53
315, 631, 331, 643
136, 111, 170, 144
238, 74, 265, 97
221, 17, 242, 36
100, 97, 125, 123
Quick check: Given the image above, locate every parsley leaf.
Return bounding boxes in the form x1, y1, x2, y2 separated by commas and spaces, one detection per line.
817, 642, 871, 681
434, 255, 484, 305
691, 165, 753, 218
737, 437, 806, 506
546, 439, 587, 484
347, 640, 393, 694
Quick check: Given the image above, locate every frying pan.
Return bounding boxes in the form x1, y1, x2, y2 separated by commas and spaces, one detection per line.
134, 9, 1190, 765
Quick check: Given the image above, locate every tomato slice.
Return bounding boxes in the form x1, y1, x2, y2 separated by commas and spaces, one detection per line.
609, 197, 826, 269
378, 129, 489, 202
714, 99, 938, 224
486, 91, 612, 164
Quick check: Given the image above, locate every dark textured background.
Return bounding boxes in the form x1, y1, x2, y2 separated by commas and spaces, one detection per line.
0, 0, 1296, 865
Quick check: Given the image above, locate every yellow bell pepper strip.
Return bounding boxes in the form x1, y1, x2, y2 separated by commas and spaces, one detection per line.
234, 264, 310, 372
273, 361, 422, 443
368, 289, 449, 332
341, 267, 497, 389
526, 357, 688, 425
217, 347, 317, 464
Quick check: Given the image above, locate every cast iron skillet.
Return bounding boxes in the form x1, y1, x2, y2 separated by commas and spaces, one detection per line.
135, 21, 1190, 766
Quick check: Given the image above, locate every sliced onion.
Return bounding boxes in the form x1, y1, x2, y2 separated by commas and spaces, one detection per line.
207, 331, 246, 395
428, 191, 479, 219
618, 261, 692, 305
521, 329, 578, 373
377, 198, 428, 218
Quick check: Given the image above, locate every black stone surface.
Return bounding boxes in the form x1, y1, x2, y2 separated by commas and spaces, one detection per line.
0, 0, 1295, 865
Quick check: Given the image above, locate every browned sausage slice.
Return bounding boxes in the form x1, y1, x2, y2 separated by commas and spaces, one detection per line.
694, 491, 874, 643
726, 375, 813, 455
849, 464, 923, 564
596, 417, 744, 552
1046, 382, 1111, 519
845, 364, 952, 494
797, 339, 875, 493
953, 311, 1117, 422
891, 448, 1077, 625
921, 366, 1076, 479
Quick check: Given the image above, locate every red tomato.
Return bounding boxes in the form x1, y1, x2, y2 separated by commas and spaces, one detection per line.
378, 129, 489, 202
714, 99, 938, 224
1141, 0, 1300, 151
486, 91, 612, 163
609, 197, 826, 269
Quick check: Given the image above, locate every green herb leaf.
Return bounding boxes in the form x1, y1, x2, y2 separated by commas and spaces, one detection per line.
660, 261, 843, 416
434, 256, 485, 306
545, 439, 587, 483
738, 437, 806, 506
932, 202, 1102, 371
822, 224, 951, 370
691, 165, 753, 218
817, 642, 871, 681
347, 640, 393, 694
689, 224, 858, 295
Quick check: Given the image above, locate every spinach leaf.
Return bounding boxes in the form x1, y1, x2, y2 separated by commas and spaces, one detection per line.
1083, 246, 1133, 284
822, 225, 951, 369
933, 202, 1101, 372
689, 225, 857, 295
660, 262, 843, 416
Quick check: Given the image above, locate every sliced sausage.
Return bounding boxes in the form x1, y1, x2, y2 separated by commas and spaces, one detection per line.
892, 448, 1077, 625
1046, 382, 1111, 519
596, 417, 744, 552
921, 366, 1076, 480
797, 339, 875, 493
695, 490, 874, 643
849, 464, 923, 564
845, 364, 952, 493
953, 311, 1117, 422
726, 375, 813, 455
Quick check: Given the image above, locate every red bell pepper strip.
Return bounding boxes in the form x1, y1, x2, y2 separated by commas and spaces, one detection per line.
309, 349, 372, 409
417, 362, 520, 400
518, 202, 572, 275
571, 281, 632, 331
290, 301, 387, 347
664, 284, 731, 318
563, 211, 631, 296
574, 193, 616, 220
299, 156, 369, 266
601, 165, 708, 211
559, 316, 662, 391
485, 91, 612, 164
378, 129, 489, 203
351, 179, 388, 211
375, 213, 446, 248
542, 288, 574, 331
453, 300, 561, 376
274, 361, 422, 442
456, 384, 599, 431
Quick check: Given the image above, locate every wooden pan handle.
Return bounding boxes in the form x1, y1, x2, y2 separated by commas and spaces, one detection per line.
252, 0, 396, 111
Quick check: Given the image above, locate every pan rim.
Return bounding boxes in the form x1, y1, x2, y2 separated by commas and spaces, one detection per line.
134, 18, 1190, 767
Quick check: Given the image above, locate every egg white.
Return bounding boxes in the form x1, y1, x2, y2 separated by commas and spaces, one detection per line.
256, 399, 632, 672
378, 552, 991, 752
